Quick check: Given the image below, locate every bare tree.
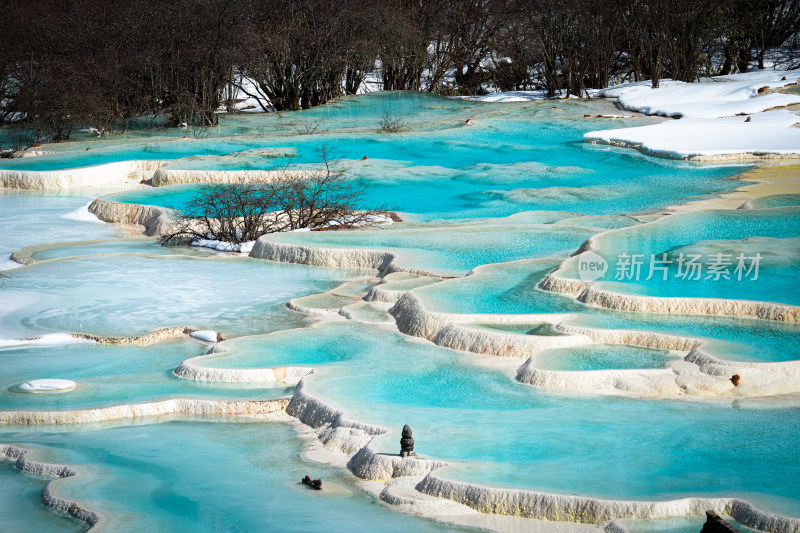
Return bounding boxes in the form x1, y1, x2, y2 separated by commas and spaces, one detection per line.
160, 145, 392, 246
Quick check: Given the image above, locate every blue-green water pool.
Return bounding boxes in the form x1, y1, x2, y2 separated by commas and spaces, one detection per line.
1, 91, 797, 531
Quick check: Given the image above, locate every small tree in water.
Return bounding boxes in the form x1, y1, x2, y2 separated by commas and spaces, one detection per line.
159, 145, 392, 246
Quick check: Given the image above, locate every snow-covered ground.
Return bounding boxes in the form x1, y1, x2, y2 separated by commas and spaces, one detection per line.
586, 110, 800, 159
584, 70, 800, 159
597, 70, 800, 118
466, 89, 570, 102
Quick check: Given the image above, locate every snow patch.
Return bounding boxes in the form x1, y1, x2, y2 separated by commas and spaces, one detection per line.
189, 330, 219, 343
467, 89, 567, 102
0, 253, 21, 271
61, 202, 105, 224
585, 110, 800, 158
601, 70, 800, 118
18, 379, 76, 393
191, 239, 255, 254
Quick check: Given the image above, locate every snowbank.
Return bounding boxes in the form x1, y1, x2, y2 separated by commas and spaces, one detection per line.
469, 90, 553, 102
583, 70, 800, 159
598, 70, 800, 118
584, 110, 800, 160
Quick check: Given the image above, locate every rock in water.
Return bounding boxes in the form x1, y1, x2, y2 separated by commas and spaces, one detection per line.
302, 475, 322, 490
700, 510, 740, 532
400, 424, 415, 457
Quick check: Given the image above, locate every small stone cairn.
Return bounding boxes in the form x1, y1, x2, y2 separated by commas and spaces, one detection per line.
400, 424, 416, 457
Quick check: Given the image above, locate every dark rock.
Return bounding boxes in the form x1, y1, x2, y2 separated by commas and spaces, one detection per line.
302, 475, 322, 490
400, 424, 415, 457
700, 511, 740, 532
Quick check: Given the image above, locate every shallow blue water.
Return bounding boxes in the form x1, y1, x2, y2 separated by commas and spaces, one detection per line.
535, 343, 675, 370
0, 461, 85, 532
0, 421, 461, 532
110, 141, 742, 223
0, 338, 293, 411
0, 255, 359, 338
203, 323, 367, 369
578, 208, 800, 305
415, 259, 800, 363
19, 92, 731, 221
748, 194, 800, 209
0, 190, 120, 267
304, 325, 800, 516
25, 238, 216, 262
263, 219, 595, 276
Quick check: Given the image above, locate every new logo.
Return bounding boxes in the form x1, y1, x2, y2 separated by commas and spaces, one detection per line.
577, 251, 608, 281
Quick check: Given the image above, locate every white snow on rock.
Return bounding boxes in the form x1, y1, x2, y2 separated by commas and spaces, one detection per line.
0, 253, 21, 272
189, 330, 219, 343
191, 239, 255, 254
0, 334, 94, 348
600, 70, 800, 118
585, 70, 800, 158
18, 379, 77, 393
61, 202, 105, 224
468, 89, 568, 102
585, 110, 800, 158
317, 214, 394, 229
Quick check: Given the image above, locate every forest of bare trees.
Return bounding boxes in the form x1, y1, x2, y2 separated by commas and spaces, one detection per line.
1, 0, 798, 147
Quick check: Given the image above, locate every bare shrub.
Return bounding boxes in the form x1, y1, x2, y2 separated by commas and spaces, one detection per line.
189, 124, 214, 139
377, 112, 407, 133
159, 144, 393, 247
293, 117, 328, 136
